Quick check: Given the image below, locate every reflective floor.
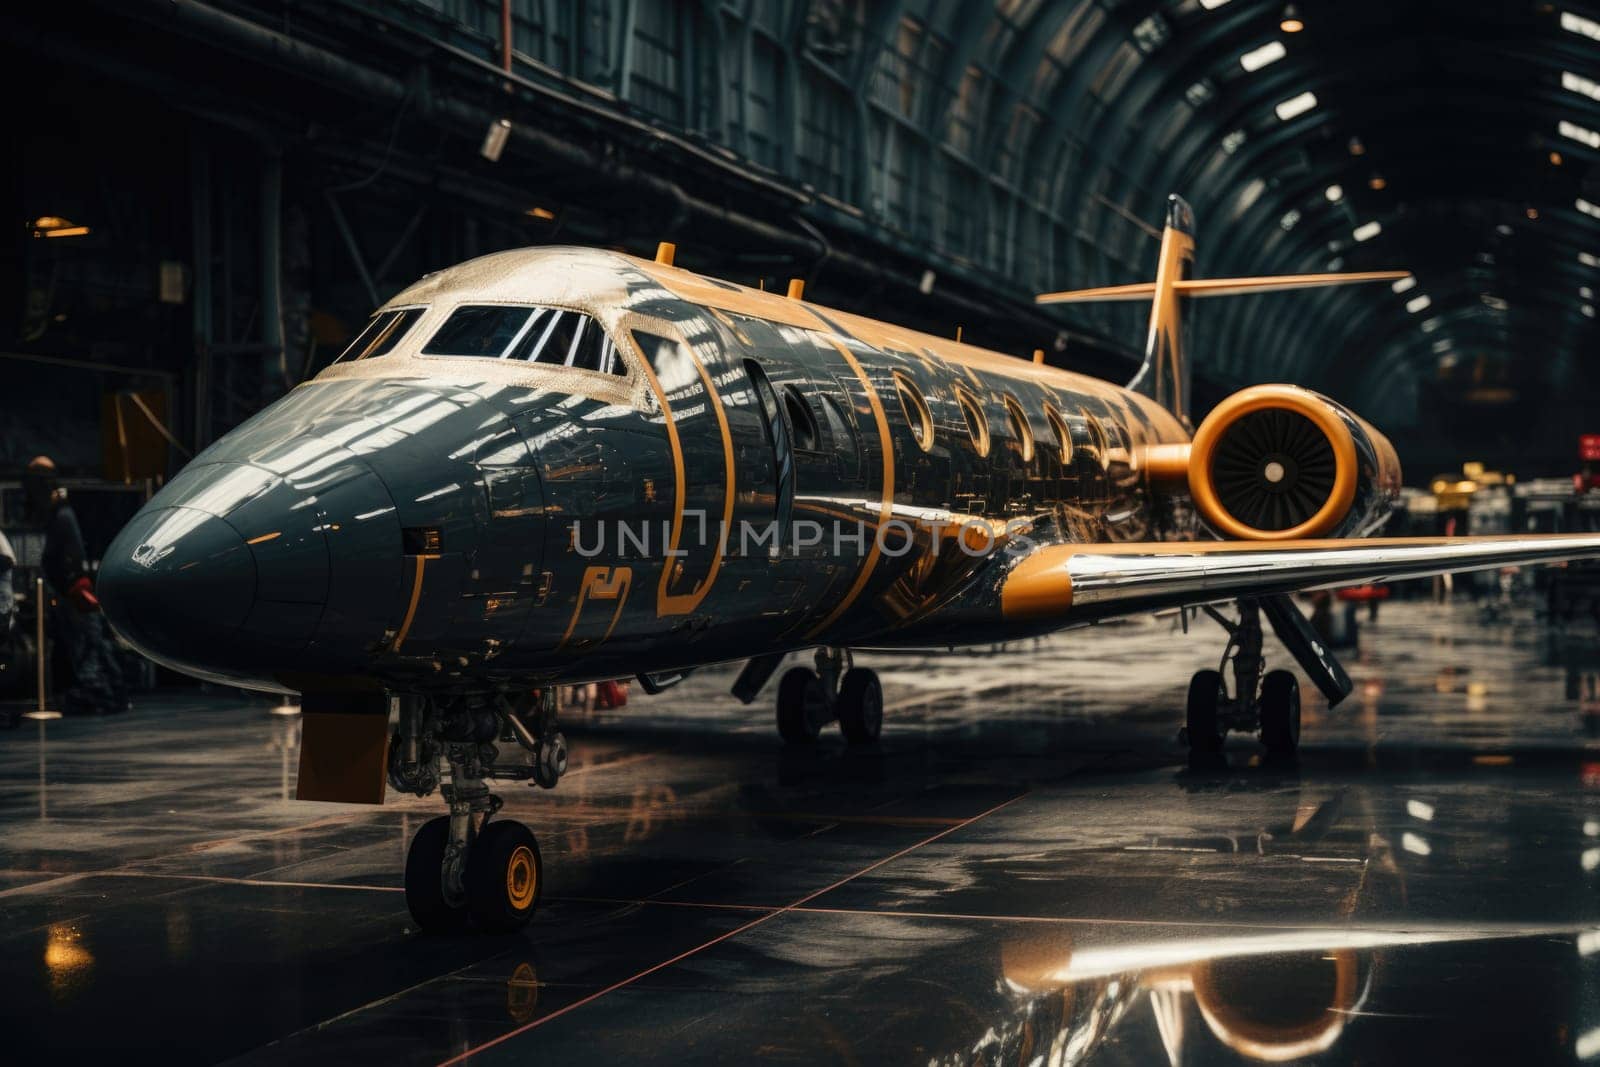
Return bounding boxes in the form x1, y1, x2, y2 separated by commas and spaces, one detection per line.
3, 598, 1600, 1065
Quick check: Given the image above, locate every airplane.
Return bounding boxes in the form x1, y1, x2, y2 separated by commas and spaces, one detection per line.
96, 194, 1600, 933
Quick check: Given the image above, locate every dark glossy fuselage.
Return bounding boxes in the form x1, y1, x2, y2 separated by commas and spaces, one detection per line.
99, 247, 1192, 694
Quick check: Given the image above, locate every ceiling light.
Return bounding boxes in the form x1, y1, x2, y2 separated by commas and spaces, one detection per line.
1222, 129, 1247, 154
480, 117, 512, 162
1584, 305, 1597, 319
1241, 41, 1288, 72
1407, 295, 1433, 314
30, 215, 90, 238
1392, 275, 1417, 293
1552, 151, 1565, 165
1432, 338, 1454, 354
1562, 11, 1600, 40
1561, 120, 1600, 148
1280, 4, 1304, 32
1275, 91, 1318, 121
1421, 317, 1443, 333
1353, 220, 1382, 242
1527, 207, 1541, 220
1348, 137, 1366, 155
1565, 71, 1600, 101
1582, 286, 1594, 300
1496, 223, 1514, 235
1579, 198, 1600, 219
1325, 184, 1344, 202
1583, 252, 1600, 267
1369, 174, 1388, 191
1199, 0, 1232, 9
1280, 208, 1302, 230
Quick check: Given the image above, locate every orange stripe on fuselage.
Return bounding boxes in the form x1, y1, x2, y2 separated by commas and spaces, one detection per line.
805, 335, 895, 639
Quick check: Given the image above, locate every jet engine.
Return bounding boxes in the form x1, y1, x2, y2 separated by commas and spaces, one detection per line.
1186, 385, 1402, 541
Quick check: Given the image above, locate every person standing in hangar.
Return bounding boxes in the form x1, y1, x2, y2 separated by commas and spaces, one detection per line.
24, 456, 127, 715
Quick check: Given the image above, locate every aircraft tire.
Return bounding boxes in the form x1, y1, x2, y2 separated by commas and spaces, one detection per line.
776, 667, 827, 743
1259, 670, 1301, 755
836, 668, 883, 744
1186, 669, 1225, 753
465, 820, 542, 932
405, 815, 469, 933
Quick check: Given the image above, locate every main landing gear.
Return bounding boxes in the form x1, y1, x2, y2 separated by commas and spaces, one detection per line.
389, 689, 568, 933
773, 647, 883, 745
1184, 599, 1302, 757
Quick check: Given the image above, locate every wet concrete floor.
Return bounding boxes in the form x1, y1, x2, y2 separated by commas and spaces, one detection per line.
2, 598, 1598, 1064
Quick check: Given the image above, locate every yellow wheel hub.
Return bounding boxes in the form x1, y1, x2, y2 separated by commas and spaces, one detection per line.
506, 845, 537, 910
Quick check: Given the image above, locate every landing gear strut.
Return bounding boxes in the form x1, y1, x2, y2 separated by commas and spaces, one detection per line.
775, 647, 882, 745
1184, 600, 1301, 757
391, 691, 566, 933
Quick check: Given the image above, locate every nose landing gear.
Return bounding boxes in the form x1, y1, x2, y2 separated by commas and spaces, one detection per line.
1183, 600, 1303, 757
774, 647, 882, 744
392, 691, 564, 933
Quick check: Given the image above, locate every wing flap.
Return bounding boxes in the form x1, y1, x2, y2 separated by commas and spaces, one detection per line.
1001, 535, 1600, 623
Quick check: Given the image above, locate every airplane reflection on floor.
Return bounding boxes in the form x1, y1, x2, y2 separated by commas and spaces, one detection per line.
1, 600, 1599, 1064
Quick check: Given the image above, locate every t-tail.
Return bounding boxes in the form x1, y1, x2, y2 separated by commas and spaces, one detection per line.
1035, 193, 1410, 427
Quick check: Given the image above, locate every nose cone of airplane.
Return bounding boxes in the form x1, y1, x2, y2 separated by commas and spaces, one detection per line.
99, 506, 258, 681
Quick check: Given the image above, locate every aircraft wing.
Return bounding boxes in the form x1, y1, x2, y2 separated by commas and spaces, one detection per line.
1001, 535, 1600, 623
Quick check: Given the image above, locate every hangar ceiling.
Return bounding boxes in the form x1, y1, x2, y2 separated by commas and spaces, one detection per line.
11, 0, 1600, 468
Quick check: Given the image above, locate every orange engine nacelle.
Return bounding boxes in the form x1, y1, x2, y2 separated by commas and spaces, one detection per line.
1186, 385, 1402, 541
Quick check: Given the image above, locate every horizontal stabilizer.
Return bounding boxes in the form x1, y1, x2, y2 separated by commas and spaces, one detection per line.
1036, 271, 1410, 305
1174, 271, 1411, 297
1036, 282, 1158, 305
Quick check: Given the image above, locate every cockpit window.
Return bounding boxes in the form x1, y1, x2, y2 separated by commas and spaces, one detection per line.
423, 304, 625, 375
335, 307, 425, 362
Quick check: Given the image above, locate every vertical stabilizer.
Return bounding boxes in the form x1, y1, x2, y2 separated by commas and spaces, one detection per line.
1126, 194, 1196, 426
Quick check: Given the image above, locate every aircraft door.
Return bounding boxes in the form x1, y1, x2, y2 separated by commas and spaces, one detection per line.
631, 328, 735, 616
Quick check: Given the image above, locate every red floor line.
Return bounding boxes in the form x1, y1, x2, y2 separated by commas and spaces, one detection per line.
435, 790, 1027, 1067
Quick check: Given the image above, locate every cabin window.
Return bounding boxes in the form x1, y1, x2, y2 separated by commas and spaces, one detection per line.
781, 385, 822, 451
1002, 394, 1034, 463
956, 386, 991, 458
1083, 410, 1110, 469
423, 305, 626, 375
1044, 404, 1073, 464
335, 307, 426, 362
894, 373, 934, 451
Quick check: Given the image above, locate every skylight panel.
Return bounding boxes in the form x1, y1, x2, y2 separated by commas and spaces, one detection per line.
1560, 120, 1600, 149
1274, 91, 1318, 121
1561, 11, 1600, 40
1392, 276, 1417, 293
1406, 295, 1432, 314
1565, 71, 1600, 102
1579, 198, 1600, 219
1353, 220, 1382, 242
1240, 41, 1287, 72
1583, 252, 1600, 267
